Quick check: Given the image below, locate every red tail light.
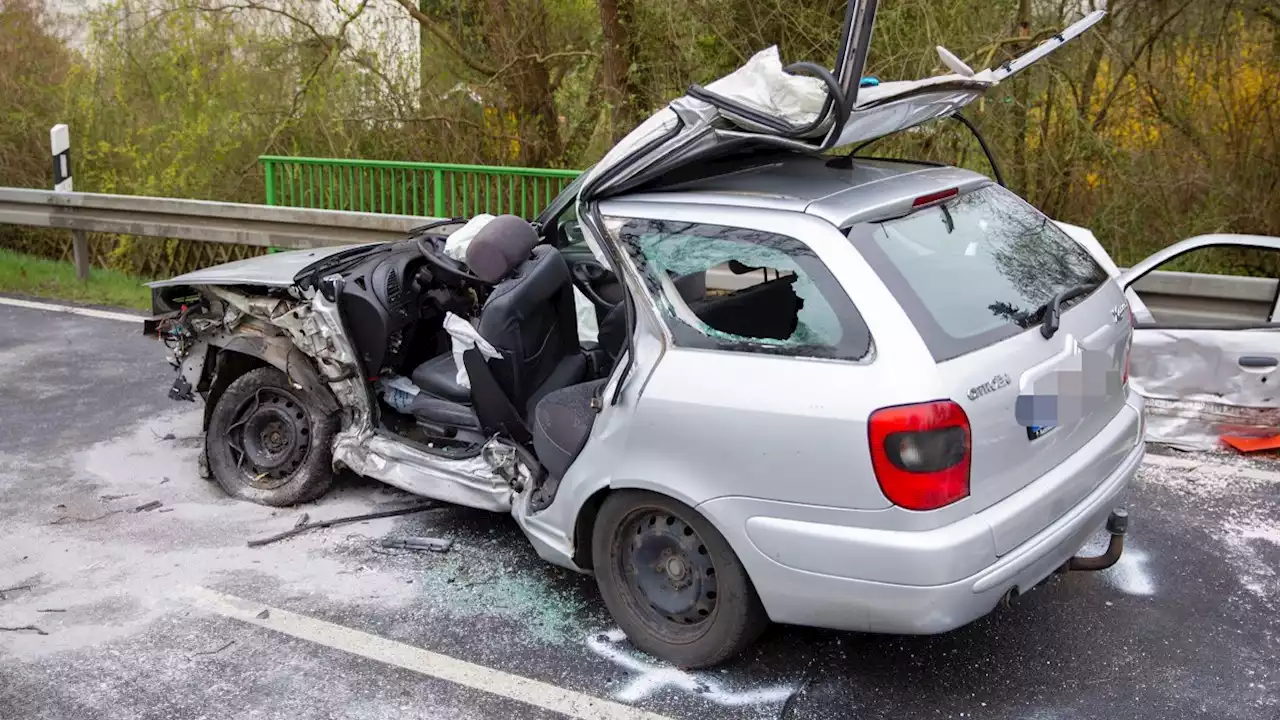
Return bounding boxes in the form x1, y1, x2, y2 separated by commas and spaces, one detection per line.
869, 400, 971, 511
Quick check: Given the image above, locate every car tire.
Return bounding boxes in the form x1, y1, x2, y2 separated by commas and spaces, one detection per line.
592, 490, 769, 668
205, 366, 338, 507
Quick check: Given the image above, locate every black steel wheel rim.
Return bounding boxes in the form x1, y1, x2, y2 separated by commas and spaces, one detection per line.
226, 388, 312, 489
620, 510, 719, 628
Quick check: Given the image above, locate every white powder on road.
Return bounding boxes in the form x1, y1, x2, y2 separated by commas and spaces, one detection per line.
0, 409, 422, 659
1140, 456, 1280, 601
1104, 546, 1156, 597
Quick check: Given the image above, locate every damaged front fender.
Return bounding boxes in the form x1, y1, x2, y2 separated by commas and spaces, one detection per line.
212, 332, 339, 415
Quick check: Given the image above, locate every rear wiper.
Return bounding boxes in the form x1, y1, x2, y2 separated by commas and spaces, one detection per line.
1040, 284, 1097, 339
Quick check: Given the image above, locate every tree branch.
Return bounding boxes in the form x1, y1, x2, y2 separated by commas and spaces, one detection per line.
477, 50, 597, 93
386, 0, 498, 76
246, 0, 371, 168
1091, 0, 1196, 131
181, 2, 328, 42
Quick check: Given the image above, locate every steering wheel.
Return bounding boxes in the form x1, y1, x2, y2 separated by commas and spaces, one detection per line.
414, 233, 488, 290
570, 260, 616, 310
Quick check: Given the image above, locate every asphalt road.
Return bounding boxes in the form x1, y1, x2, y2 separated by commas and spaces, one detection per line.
1, 300, 1277, 720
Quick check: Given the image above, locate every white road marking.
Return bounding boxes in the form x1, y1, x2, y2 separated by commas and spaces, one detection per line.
0, 295, 143, 324
182, 586, 674, 720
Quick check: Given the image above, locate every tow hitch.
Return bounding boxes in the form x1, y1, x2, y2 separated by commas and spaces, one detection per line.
1061, 508, 1129, 573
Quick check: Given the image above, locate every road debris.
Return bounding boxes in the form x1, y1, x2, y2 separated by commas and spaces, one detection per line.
190, 640, 236, 658
36, 608, 65, 613
0, 625, 48, 636
293, 513, 311, 529
256, 609, 270, 620
381, 536, 454, 553
158, 508, 174, 513
0, 583, 35, 599
132, 500, 163, 513
99, 493, 134, 502
49, 510, 122, 525
1222, 433, 1280, 453
779, 659, 817, 719
246, 502, 440, 548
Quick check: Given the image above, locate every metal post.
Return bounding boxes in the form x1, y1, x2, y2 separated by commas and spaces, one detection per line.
264, 158, 280, 254
51, 124, 89, 281
264, 158, 276, 206
433, 169, 444, 217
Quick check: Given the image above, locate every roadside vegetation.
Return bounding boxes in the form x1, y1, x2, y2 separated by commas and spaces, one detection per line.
0, 247, 150, 310
1, 0, 1277, 282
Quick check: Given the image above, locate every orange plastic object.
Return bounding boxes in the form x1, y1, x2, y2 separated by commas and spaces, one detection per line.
1222, 434, 1280, 453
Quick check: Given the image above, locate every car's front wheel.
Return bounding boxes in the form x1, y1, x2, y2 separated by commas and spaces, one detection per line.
206, 366, 338, 507
592, 490, 769, 668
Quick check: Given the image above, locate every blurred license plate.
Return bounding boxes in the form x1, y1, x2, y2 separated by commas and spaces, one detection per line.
1016, 346, 1120, 430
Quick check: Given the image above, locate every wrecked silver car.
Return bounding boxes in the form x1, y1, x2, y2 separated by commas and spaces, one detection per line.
147, 3, 1140, 667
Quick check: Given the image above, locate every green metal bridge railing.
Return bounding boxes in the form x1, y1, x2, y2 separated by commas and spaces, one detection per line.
260, 156, 582, 220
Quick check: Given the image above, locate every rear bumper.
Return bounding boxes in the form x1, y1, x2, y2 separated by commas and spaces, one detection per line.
700, 403, 1145, 634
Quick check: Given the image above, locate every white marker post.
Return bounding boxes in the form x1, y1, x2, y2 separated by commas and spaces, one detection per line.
51, 124, 89, 281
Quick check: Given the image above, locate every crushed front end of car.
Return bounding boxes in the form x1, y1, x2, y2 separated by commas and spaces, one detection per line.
144, 252, 531, 511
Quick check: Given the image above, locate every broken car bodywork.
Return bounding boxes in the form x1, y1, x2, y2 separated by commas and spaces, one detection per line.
1119, 235, 1280, 451
152, 275, 526, 513
145, 1, 1143, 667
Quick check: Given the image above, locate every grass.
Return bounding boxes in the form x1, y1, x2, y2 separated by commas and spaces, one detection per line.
0, 248, 151, 310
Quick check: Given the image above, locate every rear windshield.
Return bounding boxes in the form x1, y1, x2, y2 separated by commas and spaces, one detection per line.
848, 185, 1108, 361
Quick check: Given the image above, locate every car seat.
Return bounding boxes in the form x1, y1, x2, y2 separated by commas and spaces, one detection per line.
406, 215, 586, 432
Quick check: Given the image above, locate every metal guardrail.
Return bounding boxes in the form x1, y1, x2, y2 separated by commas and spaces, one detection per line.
260, 156, 582, 220
0, 186, 1274, 323
0, 187, 431, 251
1130, 270, 1277, 325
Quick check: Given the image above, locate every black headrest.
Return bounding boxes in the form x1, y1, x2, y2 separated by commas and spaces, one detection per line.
465, 215, 540, 283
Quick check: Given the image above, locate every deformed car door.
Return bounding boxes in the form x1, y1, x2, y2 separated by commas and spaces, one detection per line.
1119, 234, 1280, 449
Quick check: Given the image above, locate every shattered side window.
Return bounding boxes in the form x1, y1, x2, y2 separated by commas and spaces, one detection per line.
609, 217, 871, 360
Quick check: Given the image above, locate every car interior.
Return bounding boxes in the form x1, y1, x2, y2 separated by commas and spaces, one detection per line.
331, 217, 615, 488
332, 186, 837, 493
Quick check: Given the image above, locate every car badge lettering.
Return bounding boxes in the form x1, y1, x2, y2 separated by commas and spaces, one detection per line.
1110, 304, 1127, 323
967, 373, 1011, 401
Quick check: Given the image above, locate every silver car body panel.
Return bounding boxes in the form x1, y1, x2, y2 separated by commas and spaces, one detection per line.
702, 410, 1141, 633
148, 244, 379, 288
517, 176, 1142, 615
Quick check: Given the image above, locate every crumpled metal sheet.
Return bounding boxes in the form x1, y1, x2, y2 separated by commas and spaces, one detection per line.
1131, 328, 1280, 451
333, 434, 514, 513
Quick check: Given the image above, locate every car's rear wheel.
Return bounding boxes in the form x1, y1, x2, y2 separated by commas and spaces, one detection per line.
592, 490, 768, 668
206, 366, 338, 507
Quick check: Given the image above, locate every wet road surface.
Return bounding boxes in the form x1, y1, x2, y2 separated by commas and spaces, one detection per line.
0, 301, 1276, 719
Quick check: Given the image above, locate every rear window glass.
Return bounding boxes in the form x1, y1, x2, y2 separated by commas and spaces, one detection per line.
849, 185, 1108, 361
